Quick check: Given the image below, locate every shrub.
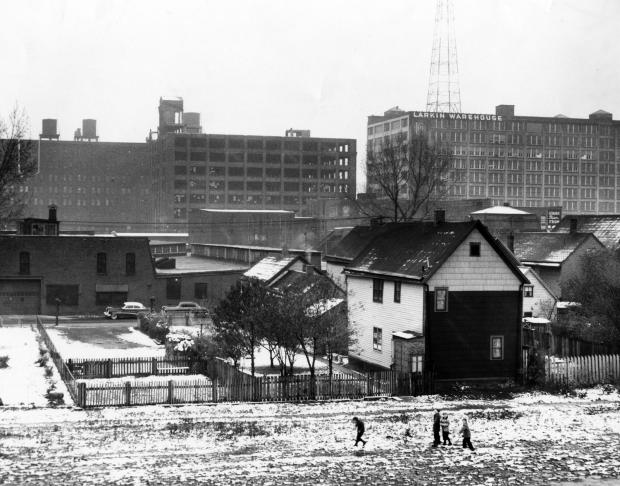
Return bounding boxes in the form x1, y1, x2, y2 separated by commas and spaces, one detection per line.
0, 355, 9, 369
138, 313, 170, 343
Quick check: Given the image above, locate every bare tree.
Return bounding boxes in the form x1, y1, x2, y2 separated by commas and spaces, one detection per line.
362, 132, 452, 222
0, 106, 37, 225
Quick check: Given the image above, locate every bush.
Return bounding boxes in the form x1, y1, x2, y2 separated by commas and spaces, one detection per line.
0, 355, 9, 369
138, 313, 170, 343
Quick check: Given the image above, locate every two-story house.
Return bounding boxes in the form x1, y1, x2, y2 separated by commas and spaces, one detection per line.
344, 219, 529, 384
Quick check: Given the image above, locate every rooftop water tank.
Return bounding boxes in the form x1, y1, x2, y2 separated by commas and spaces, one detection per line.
41, 119, 59, 140
82, 119, 97, 139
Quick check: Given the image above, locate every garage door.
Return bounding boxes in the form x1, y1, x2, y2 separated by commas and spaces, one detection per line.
0, 279, 41, 314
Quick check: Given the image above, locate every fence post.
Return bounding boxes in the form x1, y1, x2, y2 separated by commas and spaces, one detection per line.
212, 376, 218, 403
106, 359, 113, 379
78, 382, 86, 408
152, 357, 158, 375
168, 380, 174, 404
125, 381, 131, 406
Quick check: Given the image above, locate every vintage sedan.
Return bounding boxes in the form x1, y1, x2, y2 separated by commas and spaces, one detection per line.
104, 301, 148, 320
161, 301, 207, 317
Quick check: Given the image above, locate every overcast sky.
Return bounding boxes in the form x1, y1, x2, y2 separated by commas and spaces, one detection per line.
2, 0, 619, 191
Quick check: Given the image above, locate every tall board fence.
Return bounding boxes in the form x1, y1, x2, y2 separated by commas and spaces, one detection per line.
546, 354, 620, 386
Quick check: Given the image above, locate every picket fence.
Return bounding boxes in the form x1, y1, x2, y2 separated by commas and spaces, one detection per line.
66, 356, 192, 379
547, 354, 620, 386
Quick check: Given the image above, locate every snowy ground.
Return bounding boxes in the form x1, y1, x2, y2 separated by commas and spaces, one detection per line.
0, 326, 69, 407
0, 388, 619, 485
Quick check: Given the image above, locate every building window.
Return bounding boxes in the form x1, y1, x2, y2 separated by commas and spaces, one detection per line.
523, 285, 534, 298
469, 242, 481, 257
435, 287, 448, 312
125, 253, 136, 276
19, 252, 30, 275
490, 336, 504, 360
166, 278, 182, 301
195, 282, 208, 300
372, 279, 384, 303
96, 253, 107, 275
393, 281, 401, 303
372, 327, 383, 351
411, 355, 424, 373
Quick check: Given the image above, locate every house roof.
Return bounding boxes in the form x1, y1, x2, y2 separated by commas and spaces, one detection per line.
513, 232, 600, 265
552, 215, 620, 249
323, 224, 393, 262
243, 255, 302, 284
316, 226, 354, 255
155, 255, 249, 275
344, 221, 527, 283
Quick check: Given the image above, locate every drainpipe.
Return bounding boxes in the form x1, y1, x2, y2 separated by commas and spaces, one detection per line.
517, 283, 525, 384
422, 283, 430, 375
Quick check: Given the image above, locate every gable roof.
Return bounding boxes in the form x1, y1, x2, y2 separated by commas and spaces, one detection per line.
324, 223, 393, 263
513, 232, 602, 265
519, 266, 557, 299
471, 206, 531, 215
343, 221, 527, 284
552, 215, 620, 249
316, 226, 354, 255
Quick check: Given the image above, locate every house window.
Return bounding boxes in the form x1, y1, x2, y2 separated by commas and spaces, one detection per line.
19, 252, 30, 275
469, 242, 481, 257
523, 285, 534, 297
96, 253, 107, 275
393, 281, 401, 303
125, 253, 136, 276
195, 282, 208, 300
435, 287, 448, 312
411, 355, 424, 373
372, 327, 383, 351
490, 336, 504, 360
372, 279, 384, 303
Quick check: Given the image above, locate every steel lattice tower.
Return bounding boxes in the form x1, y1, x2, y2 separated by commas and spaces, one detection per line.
426, 0, 461, 113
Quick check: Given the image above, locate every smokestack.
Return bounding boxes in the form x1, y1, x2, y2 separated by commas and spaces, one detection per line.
48, 204, 57, 222
569, 218, 578, 234
434, 209, 445, 225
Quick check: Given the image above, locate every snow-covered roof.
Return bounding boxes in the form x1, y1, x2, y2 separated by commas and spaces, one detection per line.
523, 317, 550, 325
305, 298, 344, 317
471, 206, 531, 215
200, 209, 293, 214
244, 256, 298, 282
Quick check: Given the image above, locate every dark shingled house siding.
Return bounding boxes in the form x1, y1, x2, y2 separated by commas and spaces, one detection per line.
427, 291, 521, 381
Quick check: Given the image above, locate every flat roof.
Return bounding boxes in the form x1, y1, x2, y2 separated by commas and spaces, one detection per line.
155, 256, 249, 275
200, 209, 293, 214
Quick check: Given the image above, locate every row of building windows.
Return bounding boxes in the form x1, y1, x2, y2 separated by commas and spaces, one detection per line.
173, 152, 351, 166
173, 165, 350, 179
173, 182, 350, 193
456, 159, 616, 173
173, 137, 351, 153
17, 252, 136, 276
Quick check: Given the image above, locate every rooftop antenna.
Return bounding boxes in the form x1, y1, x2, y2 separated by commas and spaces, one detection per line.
426, 0, 462, 113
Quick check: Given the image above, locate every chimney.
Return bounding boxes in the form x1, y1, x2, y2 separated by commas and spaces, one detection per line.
434, 209, 445, 225
569, 218, 578, 233
507, 231, 515, 253
48, 205, 57, 222
503, 202, 511, 207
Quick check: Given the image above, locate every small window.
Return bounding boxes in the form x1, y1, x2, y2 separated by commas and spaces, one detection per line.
435, 287, 448, 312
96, 253, 107, 275
195, 282, 208, 300
393, 281, 401, 303
490, 336, 504, 360
19, 251, 30, 275
523, 285, 534, 297
523, 311, 533, 318
125, 253, 136, 276
469, 242, 481, 257
411, 355, 424, 373
372, 279, 384, 303
372, 327, 383, 351
166, 278, 182, 300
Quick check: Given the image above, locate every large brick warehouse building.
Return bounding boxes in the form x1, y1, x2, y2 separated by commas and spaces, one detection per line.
367, 105, 620, 215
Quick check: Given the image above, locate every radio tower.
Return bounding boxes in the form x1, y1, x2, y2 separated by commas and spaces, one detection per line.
426, 0, 462, 113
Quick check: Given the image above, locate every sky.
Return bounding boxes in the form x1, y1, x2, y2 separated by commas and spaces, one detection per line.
2, 0, 620, 191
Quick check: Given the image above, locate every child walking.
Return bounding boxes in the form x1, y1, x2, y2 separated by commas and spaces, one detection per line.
352, 417, 367, 448
440, 412, 452, 445
459, 417, 475, 451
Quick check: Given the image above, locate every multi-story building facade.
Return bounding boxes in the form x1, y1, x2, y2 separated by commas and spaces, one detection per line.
367, 105, 620, 214
150, 98, 356, 229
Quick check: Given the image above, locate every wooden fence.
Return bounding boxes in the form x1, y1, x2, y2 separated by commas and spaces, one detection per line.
35, 316, 79, 404
65, 356, 192, 379
547, 354, 620, 386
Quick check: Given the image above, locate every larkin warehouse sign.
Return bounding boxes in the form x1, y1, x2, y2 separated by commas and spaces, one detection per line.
411, 111, 503, 121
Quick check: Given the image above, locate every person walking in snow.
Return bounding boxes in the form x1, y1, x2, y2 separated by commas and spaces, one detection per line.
352, 416, 367, 447
432, 409, 441, 447
440, 411, 452, 445
459, 417, 475, 450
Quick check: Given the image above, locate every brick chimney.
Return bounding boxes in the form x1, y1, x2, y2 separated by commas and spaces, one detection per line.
434, 209, 445, 225
48, 204, 57, 222
569, 218, 578, 233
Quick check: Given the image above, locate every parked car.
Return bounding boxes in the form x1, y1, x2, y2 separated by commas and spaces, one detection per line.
162, 301, 207, 316
104, 302, 148, 320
